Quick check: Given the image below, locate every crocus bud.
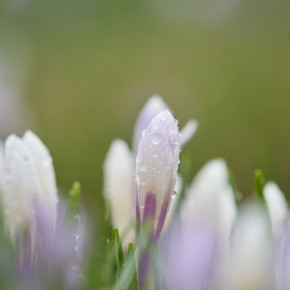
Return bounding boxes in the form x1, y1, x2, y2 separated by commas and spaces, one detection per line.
161, 218, 217, 290
103, 139, 135, 248
220, 204, 275, 290
135, 110, 180, 241
0, 141, 4, 194
23, 130, 58, 232
133, 95, 169, 153
3, 131, 58, 243
181, 159, 237, 265
264, 182, 289, 237
182, 159, 237, 239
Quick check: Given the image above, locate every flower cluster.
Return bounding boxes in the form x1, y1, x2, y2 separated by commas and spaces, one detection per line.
1, 95, 290, 290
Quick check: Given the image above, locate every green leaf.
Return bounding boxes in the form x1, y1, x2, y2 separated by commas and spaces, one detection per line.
115, 242, 137, 290
254, 169, 266, 203
67, 181, 81, 220
228, 169, 242, 207
112, 228, 124, 278
105, 228, 125, 286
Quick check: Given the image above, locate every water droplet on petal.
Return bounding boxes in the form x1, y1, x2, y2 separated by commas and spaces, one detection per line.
74, 215, 81, 222
169, 125, 178, 134
152, 152, 158, 158
140, 164, 146, 172
152, 134, 161, 145
172, 190, 177, 199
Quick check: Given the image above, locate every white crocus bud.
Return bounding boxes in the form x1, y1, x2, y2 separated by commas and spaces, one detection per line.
3, 131, 58, 242
182, 159, 237, 233
181, 158, 237, 263
23, 130, 58, 232
103, 139, 136, 248
220, 204, 275, 290
135, 110, 180, 241
264, 182, 289, 237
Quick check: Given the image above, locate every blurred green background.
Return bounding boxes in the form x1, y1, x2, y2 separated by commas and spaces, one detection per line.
1, 0, 290, 231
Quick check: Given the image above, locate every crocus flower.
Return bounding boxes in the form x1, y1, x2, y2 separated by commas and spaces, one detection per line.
264, 182, 289, 237
103, 139, 135, 248
181, 158, 237, 263
2, 131, 58, 244
219, 204, 275, 290
135, 110, 181, 289
275, 221, 290, 290
0, 141, 4, 194
135, 110, 181, 240
160, 217, 217, 290
103, 96, 197, 248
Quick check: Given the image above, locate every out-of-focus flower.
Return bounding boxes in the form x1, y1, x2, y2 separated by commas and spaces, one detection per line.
135, 110, 181, 240
160, 218, 217, 290
0, 142, 4, 194
103, 139, 135, 248
103, 96, 198, 248
180, 119, 198, 147
2, 130, 58, 243
220, 204, 275, 290
181, 158, 237, 262
264, 182, 289, 237
275, 222, 290, 290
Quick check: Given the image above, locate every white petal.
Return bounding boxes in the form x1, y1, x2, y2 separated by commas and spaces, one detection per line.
221, 204, 274, 289
0, 141, 4, 194
164, 174, 183, 230
103, 139, 135, 248
180, 119, 198, 147
264, 181, 288, 236
181, 158, 237, 260
23, 130, 58, 232
4, 134, 37, 241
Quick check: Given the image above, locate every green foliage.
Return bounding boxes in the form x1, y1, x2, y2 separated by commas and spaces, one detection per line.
67, 181, 81, 220
228, 169, 242, 207
254, 169, 266, 203
105, 228, 138, 290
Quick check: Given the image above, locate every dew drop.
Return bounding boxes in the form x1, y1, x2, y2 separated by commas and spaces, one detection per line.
152, 134, 161, 145
152, 152, 158, 158
169, 125, 178, 134
73, 233, 79, 241
139, 204, 145, 209
74, 215, 81, 222
139, 164, 146, 172
172, 190, 177, 199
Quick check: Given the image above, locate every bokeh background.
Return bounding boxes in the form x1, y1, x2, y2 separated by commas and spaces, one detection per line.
1, 0, 290, 235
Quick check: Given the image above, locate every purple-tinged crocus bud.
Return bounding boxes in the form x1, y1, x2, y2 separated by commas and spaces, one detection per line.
135, 110, 180, 290
135, 110, 181, 241
133, 95, 169, 154
161, 218, 217, 290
